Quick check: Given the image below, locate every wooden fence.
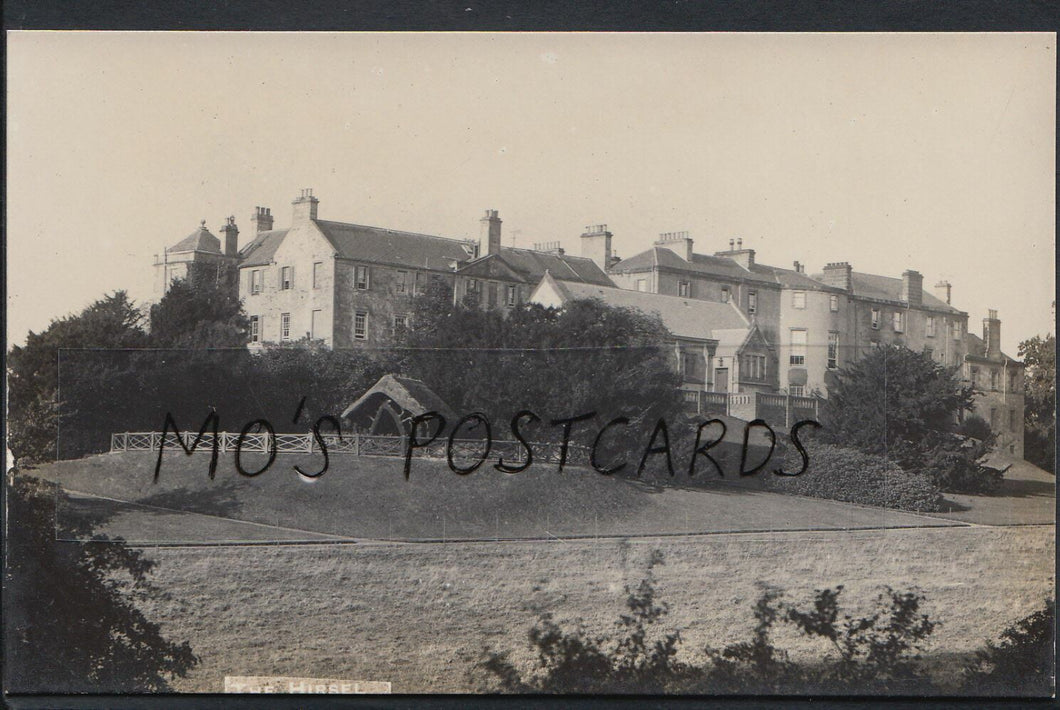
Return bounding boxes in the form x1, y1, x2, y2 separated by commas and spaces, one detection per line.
110, 431, 588, 465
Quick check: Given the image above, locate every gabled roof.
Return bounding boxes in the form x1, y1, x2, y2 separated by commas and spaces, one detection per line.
170, 225, 222, 254
460, 247, 613, 286
843, 271, 963, 313
315, 220, 473, 271
542, 275, 750, 342
964, 332, 1021, 365
341, 374, 458, 422
611, 246, 790, 287
454, 253, 529, 282
239, 229, 291, 267
713, 324, 773, 356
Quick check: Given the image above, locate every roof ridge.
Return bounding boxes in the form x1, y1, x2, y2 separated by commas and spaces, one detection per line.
314, 219, 468, 244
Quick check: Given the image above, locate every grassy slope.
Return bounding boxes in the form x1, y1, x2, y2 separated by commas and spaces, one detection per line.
36, 452, 962, 543
135, 525, 1054, 693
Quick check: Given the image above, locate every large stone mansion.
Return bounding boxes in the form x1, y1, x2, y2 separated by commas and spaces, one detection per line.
154, 189, 1025, 457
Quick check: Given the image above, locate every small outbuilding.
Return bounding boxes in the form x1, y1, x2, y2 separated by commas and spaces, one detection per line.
341, 374, 457, 436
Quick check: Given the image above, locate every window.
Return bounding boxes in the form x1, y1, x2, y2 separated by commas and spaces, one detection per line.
312, 262, 323, 289
829, 294, 839, 312
251, 269, 263, 295
792, 291, 806, 309
1009, 409, 1017, 432
355, 265, 370, 290
990, 407, 998, 428
506, 284, 517, 307
413, 272, 422, 296
250, 316, 260, 343
790, 329, 807, 366
790, 385, 805, 397
488, 282, 498, 308
1008, 371, 1018, 391
280, 266, 293, 290
467, 278, 478, 292
635, 278, 647, 292
721, 286, 731, 303
679, 280, 691, 298
953, 320, 962, 340
396, 270, 408, 293
742, 354, 767, 380
926, 316, 935, 337
893, 311, 904, 333
990, 370, 999, 391
827, 332, 840, 369
393, 314, 409, 333
280, 313, 291, 341
681, 351, 698, 377
971, 366, 979, 385
748, 290, 757, 314
311, 309, 323, 340
924, 346, 933, 360
871, 308, 880, 330
353, 311, 368, 340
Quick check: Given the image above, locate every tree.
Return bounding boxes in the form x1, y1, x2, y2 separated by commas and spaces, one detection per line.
7, 291, 147, 463
398, 285, 684, 456
4, 474, 198, 692
821, 345, 998, 493
148, 276, 249, 348
1018, 333, 1055, 472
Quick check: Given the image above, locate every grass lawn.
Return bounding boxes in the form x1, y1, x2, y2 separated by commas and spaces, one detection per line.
134, 525, 1054, 694
18, 452, 1054, 694
41, 452, 963, 543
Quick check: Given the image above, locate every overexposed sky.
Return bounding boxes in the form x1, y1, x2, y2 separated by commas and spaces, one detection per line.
6, 32, 1055, 354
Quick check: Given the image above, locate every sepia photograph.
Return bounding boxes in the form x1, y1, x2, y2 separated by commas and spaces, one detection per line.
4, 31, 1056, 700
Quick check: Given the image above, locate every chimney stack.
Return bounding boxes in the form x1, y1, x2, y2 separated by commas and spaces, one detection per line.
715, 237, 754, 270
653, 230, 694, 261
901, 270, 923, 307
221, 216, 239, 257
292, 188, 319, 224
251, 206, 274, 233
821, 262, 853, 291
480, 209, 502, 257
580, 224, 613, 272
793, 260, 802, 273
934, 280, 952, 305
983, 309, 1001, 359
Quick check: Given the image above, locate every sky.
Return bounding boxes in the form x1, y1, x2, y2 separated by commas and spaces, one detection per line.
6, 32, 1055, 355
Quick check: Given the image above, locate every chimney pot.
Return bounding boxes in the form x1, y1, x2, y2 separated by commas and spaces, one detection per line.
252, 205, 275, 233
821, 261, 853, 291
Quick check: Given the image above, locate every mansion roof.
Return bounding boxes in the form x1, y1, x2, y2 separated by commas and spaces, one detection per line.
543, 276, 750, 342
170, 225, 223, 254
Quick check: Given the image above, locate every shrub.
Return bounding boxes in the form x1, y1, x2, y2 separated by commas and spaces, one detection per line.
956, 414, 993, 443
477, 550, 699, 693
964, 599, 1054, 696
900, 433, 1003, 495
763, 442, 944, 512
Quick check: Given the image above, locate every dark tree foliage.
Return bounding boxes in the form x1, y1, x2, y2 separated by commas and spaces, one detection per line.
7, 291, 148, 463
956, 414, 994, 443
4, 475, 198, 692
478, 555, 949, 695
964, 599, 1055, 696
1018, 333, 1055, 473
398, 282, 684, 460
822, 345, 974, 453
149, 277, 249, 348
821, 345, 999, 493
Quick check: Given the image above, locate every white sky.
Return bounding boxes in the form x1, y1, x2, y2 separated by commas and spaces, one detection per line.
6, 32, 1055, 355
